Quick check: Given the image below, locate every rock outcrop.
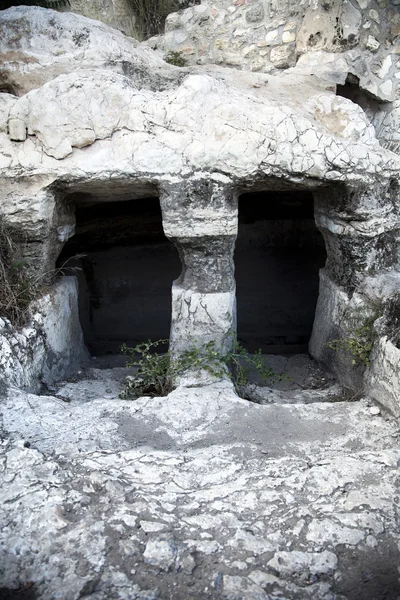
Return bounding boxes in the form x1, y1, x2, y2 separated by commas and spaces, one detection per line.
151, 0, 399, 101
0, 278, 87, 392
1, 371, 399, 600
0, 5, 400, 413
0, 6, 181, 95
1, 5, 400, 599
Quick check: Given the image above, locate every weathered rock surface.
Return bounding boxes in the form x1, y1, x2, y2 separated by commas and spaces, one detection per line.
0, 366, 399, 599
60, 0, 137, 38
0, 277, 87, 392
1, 6, 400, 412
2, 65, 394, 174
150, 0, 399, 102
0, 6, 181, 96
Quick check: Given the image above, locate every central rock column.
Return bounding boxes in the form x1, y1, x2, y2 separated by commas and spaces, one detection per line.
160, 177, 237, 362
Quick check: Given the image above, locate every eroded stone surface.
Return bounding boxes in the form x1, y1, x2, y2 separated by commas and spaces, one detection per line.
0, 277, 87, 392
149, 0, 399, 102
1, 6, 400, 413
0, 369, 399, 599
0, 6, 181, 96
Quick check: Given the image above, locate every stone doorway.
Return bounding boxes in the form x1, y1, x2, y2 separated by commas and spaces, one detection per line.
235, 190, 327, 354
57, 196, 181, 356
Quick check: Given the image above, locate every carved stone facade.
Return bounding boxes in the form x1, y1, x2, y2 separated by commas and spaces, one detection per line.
0, 5, 400, 415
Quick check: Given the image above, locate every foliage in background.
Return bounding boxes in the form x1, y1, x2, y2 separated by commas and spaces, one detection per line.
120, 338, 278, 399
0, 0, 69, 9
327, 319, 378, 367
129, 0, 180, 40
129, 0, 199, 40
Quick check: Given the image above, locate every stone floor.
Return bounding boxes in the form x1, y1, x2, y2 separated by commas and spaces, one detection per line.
0, 358, 399, 600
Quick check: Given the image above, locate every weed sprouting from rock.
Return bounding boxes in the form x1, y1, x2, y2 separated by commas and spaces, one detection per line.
0, 215, 35, 327
164, 50, 187, 66
120, 338, 278, 399
327, 318, 378, 367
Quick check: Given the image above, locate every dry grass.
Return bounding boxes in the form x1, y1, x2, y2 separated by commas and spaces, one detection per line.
130, 0, 181, 39
0, 215, 34, 327
130, 0, 200, 40
0, 215, 83, 328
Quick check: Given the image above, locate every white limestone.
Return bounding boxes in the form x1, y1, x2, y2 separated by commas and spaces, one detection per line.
0, 277, 87, 391
0, 367, 399, 599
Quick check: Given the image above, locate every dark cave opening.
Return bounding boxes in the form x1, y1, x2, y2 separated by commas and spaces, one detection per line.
57, 196, 181, 356
235, 190, 327, 354
336, 73, 381, 119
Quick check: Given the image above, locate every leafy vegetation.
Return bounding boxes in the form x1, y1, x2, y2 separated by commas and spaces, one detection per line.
327, 319, 378, 367
164, 50, 187, 67
120, 338, 278, 399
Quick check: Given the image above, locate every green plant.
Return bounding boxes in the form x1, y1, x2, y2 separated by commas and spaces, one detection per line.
327, 320, 377, 367
164, 50, 187, 67
120, 338, 278, 399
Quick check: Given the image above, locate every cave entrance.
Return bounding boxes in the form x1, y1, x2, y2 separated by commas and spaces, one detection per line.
235, 190, 327, 354
57, 196, 181, 356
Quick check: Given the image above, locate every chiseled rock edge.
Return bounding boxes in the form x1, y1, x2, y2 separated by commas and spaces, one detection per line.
0, 277, 87, 392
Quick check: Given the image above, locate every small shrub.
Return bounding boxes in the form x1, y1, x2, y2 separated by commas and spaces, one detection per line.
120, 338, 278, 399
327, 320, 377, 367
164, 50, 187, 67
0, 216, 34, 327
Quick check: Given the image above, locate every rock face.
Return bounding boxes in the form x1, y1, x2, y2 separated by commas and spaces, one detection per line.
59, 0, 194, 39
0, 278, 88, 391
0, 6, 181, 95
60, 0, 137, 37
151, 0, 399, 101
0, 5, 400, 415
0, 370, 400, 599
1, 6, 400, 599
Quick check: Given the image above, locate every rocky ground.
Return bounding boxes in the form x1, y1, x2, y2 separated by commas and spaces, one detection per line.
0, 357, 399, 600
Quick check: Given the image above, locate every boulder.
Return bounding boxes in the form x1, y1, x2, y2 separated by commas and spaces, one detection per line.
0, 6, 181, 95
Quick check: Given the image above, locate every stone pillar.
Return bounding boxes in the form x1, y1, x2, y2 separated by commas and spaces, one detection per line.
313, 182, 399, 292
310, 181, 400, 389
159, 176, 237, 358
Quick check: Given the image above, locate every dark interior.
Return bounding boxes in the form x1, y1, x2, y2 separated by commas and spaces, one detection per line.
336, 73, 381, 119
235, 190, 327, 353
57, 197, 181, 355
